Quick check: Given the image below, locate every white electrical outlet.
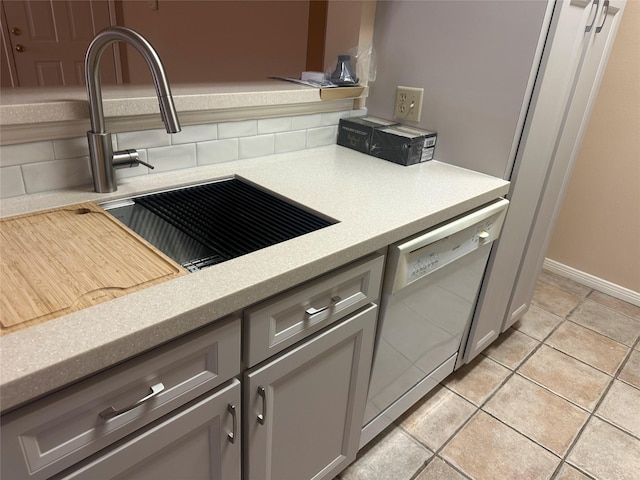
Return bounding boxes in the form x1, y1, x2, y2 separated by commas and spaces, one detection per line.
394, 86, 424, 122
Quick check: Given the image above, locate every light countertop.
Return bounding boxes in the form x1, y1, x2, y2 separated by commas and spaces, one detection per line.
0, 145, 509, 412
0, 80, 365, 146
0, 81, 326, 125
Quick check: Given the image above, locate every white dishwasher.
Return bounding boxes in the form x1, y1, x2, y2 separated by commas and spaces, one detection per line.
361, 198, 509, 446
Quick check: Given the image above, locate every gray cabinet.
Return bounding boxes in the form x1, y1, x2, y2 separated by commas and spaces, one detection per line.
2, 254, 384, 480
57, 379, 241, 480
1, 317, 241, 480
243, 304, 378, 480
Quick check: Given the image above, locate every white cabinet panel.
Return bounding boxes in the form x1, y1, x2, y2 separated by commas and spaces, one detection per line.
466, 0, 626, 361
504, 0, 627, 331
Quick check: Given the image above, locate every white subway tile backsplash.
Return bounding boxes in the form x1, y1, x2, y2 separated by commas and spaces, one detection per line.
22, 157, 92, 194
53, 137, 90, 160
258, 117, 292, 134
218, 120, 258, 139
116, 129, 171, 150
321, 110, 350, 126
2, 109, 352, 197
197, 139, 238, 165
350, 108, 368, 118
292, 113, 322, 130
0, 141, 54, 167
171, 123, 217, 145
275, 131, 306, 154
239, 135, 275, 159
0, 166, 26, 198
146, 144, 197, 172
307, 126, 338, 148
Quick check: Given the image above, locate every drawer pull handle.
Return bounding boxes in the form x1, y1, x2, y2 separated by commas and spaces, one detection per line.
98, 382, 165, 420
227, 403, 237, 443
305, 295, 342, 316
257, 386, 266, 425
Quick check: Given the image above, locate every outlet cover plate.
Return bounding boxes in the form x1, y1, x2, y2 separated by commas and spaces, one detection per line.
394, 86, 424, 122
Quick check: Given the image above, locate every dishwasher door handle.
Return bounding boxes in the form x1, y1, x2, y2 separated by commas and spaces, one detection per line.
395, 198, 509, 255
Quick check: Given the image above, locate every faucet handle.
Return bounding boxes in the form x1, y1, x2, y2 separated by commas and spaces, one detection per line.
134, 157, 155, 170
113, 149, 155, 170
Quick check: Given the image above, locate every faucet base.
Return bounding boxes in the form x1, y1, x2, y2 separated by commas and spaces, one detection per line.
87, 132, 116, 193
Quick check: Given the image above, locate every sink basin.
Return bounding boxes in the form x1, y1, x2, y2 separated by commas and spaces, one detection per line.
100, 177, 337, 272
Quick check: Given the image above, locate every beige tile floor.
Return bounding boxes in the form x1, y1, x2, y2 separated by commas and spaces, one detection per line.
338, 270, 640, 480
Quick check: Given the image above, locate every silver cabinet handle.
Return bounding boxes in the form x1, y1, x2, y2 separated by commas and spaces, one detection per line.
596, 0, 609, 33
257, 386, 266, 425
99, 382, 165, 420
585, 0, 599, 32
305, 295, 342, 316
227, 403, 237, 444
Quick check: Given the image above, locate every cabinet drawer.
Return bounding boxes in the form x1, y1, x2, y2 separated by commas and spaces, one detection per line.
244, 253, 384, 367
1, 316, 241, 480
57, 379, 241, 480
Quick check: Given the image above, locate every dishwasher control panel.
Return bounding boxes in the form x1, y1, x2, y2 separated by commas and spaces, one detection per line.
385, 199, 509, 294
407, 227, 477, 282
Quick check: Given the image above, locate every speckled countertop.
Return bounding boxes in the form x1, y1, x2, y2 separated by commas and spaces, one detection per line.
0, 80, 345, 126
0, 145, 509, 412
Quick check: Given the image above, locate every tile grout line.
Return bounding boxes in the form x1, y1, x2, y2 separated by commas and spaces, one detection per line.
401, 406, 479, 480
448, 292, 587, 478
435, 285, 635, 479
390, 383, 477, 479
341, 279, 638, 480
551, 343, 638, 478
523, 294, 598, 479
545, 275, 640, 346
479, 296, 590, 479
399, 296, 579, 480
549, 296, 640, 478
562, 310, 640, 352
402, 337, 554, 479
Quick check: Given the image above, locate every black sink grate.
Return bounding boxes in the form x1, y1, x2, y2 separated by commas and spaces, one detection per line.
135, 179, 336, 264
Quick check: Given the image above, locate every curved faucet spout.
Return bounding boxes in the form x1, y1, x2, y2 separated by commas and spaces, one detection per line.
85, 26, 180, 134
85, 26, 180, 193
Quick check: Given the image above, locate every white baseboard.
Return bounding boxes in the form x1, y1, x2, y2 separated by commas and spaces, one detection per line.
543, 258, 640, 307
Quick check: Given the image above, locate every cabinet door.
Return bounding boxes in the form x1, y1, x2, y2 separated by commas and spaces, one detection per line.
503, 0, 626, 331
244, 304, 377, 480
58, 379, 241, 480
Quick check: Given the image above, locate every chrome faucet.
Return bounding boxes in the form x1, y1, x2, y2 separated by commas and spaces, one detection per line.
85, 26, 181, 193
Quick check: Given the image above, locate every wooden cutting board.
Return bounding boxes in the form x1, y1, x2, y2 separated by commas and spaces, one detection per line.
1, 202, 187, 335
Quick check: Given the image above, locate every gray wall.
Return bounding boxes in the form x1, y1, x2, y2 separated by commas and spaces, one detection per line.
366, 0, 549, 179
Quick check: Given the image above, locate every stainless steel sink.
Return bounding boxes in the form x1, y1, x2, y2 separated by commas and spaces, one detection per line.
100, 177, 337, 272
